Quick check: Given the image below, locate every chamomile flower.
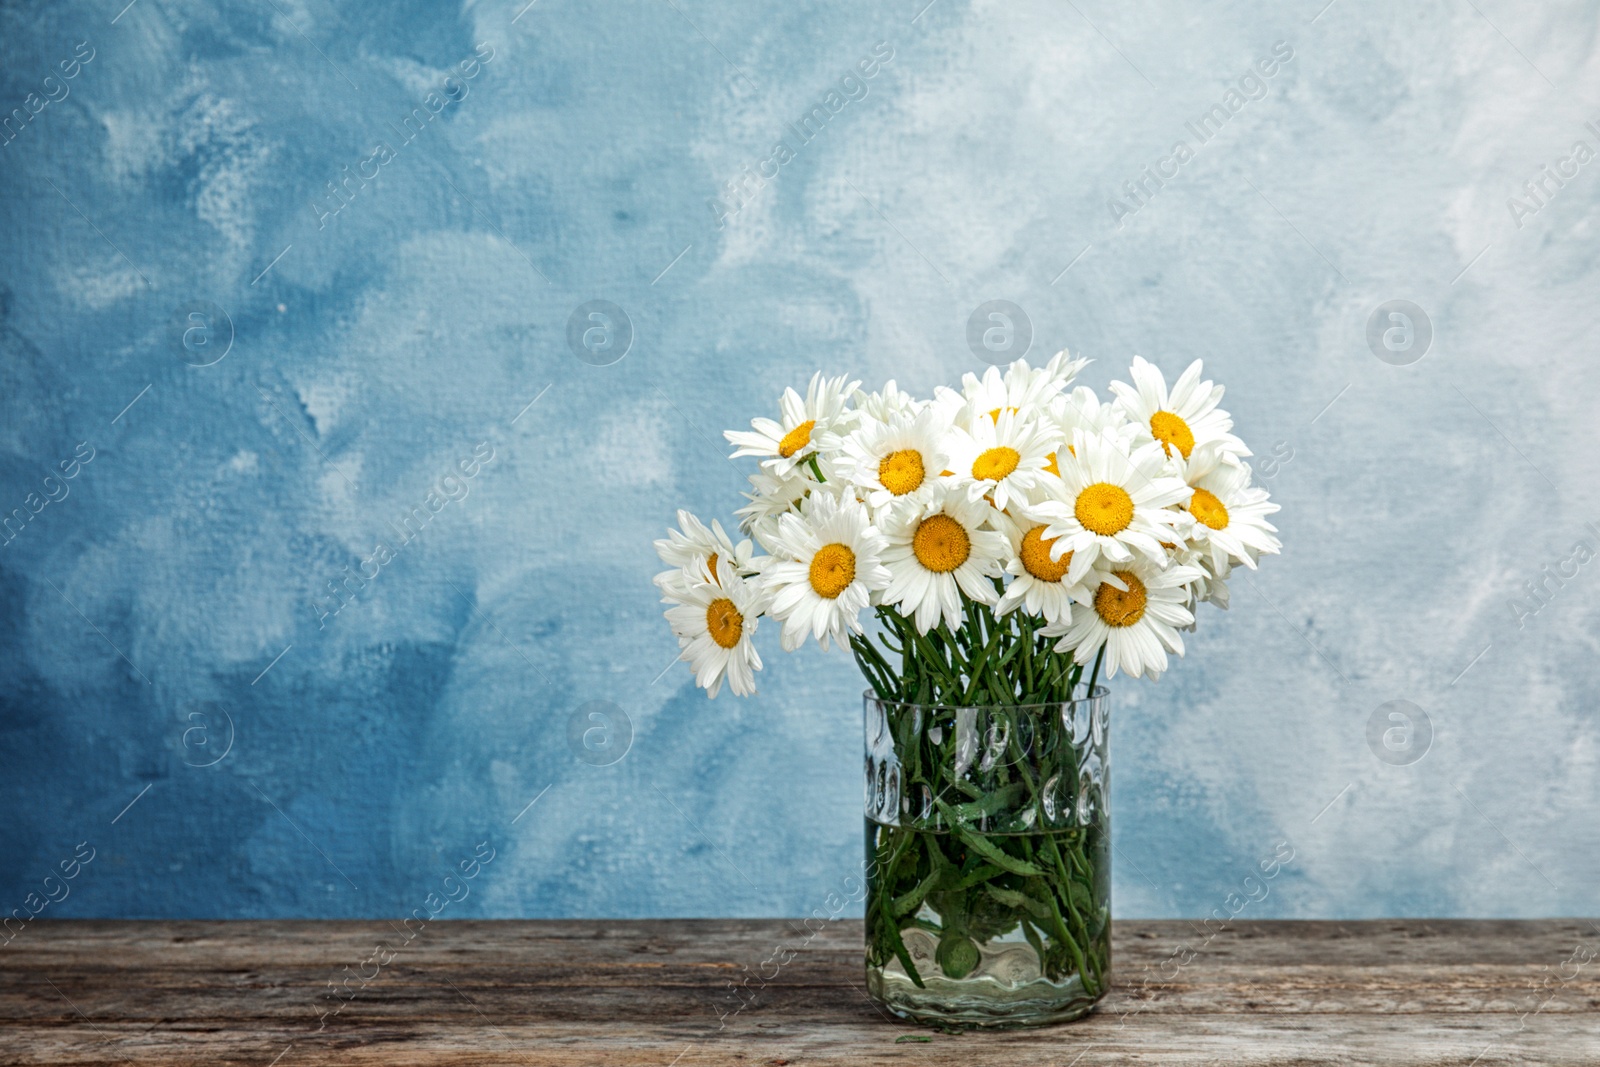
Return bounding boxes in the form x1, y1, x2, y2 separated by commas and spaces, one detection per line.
993, 506, 1097, 628
879, 488, 1009, 633
946, 408, 1060, 511
1188, 552, 1232, 612
971, 349, 1090, 424
760, 492, 890, 652
652, 510, 756, 597
725, 372, 862, 477
1050, 557, 1203, 680
1109, 356, 1249, 463
1026, 350, 1092, 420
1146, 536, 1223, 616
853, 379, 923, 424
1043, 386, 1139, 477
1036, 430, 1191, 570
1176, 445, 1282, 573
658, 355, 1282, 699
934, 350, 1086, 431
735, 469, 814, 551
662, 557, 765, 697
840, 406, 951, 515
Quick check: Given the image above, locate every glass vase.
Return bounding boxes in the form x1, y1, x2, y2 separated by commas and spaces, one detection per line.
862, 688, 1111, 1027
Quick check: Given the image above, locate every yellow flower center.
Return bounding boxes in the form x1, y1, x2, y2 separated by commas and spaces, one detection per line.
1188, 487, 1229, 530
1149, 410, 1195, 459
1020, 526, 1072, 583
1075, 482, 1135, 536
1094, 571, 1147, 627
972, 446, 1020, 482
912, 513, 970, 573
877, 449, 925, 496
706, 597, 744, 648
1043, 444, 1075, 478
986, 406, 1020, 423
808, 542, 857, 599
778, 419, 816, 458
705, 552, 720, 585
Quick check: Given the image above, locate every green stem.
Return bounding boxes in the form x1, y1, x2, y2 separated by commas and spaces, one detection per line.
859, 604, 1109, 995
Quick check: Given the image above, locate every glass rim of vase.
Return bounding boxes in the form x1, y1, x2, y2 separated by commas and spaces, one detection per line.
861, 685, 1109, 713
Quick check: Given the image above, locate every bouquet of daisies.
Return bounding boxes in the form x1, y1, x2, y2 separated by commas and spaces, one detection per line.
652, 352, 1280, 704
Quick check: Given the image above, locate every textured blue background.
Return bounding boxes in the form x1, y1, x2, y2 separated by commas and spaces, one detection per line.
2, 0, 1598, 920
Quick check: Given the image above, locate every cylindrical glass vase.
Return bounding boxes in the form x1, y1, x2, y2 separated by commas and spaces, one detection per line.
863, 688, 1111, 1027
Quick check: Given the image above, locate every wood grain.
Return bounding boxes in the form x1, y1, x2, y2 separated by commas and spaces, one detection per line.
1, 920, 1597, 1065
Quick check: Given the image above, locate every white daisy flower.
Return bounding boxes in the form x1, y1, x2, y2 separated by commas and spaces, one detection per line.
1026, 349, 1092, 410
933, 350, 1084, 432
1049, 557, 1203, 681
853, 379, 923, 424
879, 488, 1009, 634
993, 505, 1097, 628
1035, 430, 1191, 570
1176, 445, 1282, 573
735, 469, 814, 550
946, 408, 1060, 512
725, 372, 861, 477
1108, 355, 1249, 463
652, 510, 756, 597
1147, 536, 1224, 618
662, 557, 765, 697
760, 492, 891, 652
1043, 385, 1139, 477
1188, 552, 1232, 612
840, 406, 951, 515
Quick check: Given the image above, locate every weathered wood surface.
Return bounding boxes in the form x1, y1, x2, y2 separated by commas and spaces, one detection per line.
1, 919, 1597, 1065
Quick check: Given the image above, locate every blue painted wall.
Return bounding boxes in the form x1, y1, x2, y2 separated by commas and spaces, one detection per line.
2, 0, 1598, 921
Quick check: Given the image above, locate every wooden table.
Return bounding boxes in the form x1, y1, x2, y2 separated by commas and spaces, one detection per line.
2, 920, 1597, 1065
